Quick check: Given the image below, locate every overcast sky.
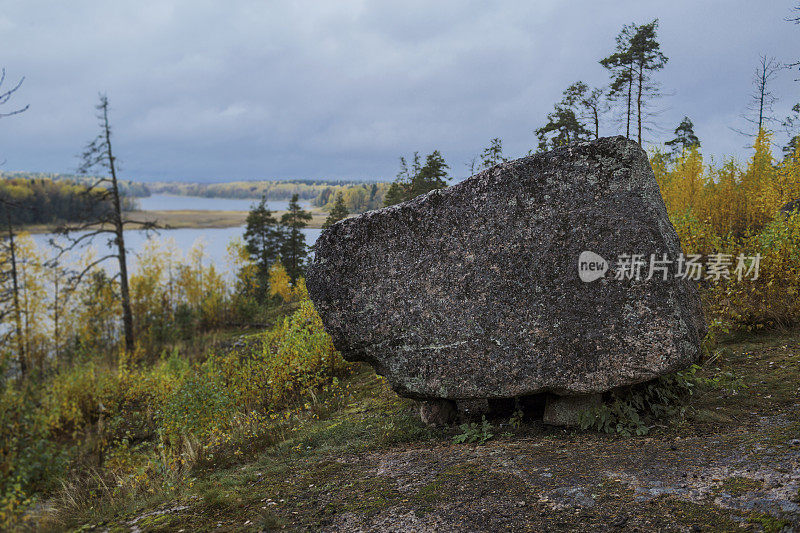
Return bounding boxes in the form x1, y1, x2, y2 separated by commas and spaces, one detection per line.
0, 1, 797, 182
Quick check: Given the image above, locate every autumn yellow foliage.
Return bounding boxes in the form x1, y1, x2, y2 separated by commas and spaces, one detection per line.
268, 261, 293, 302
0, 284, 343, 528
655, 129, 800, 332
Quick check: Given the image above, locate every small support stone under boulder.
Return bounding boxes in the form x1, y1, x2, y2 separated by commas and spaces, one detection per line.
419, 399, 457, 426
307, 137, 707, 426
542, 394, 602, 427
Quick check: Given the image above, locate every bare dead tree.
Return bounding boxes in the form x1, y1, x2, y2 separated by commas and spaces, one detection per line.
55, 94, 157, 353
0, 200, 27, 377
0, 69, 29, 120
787, 4, 800, 76
752, 56, 781, 133
0, 68, 29, 376
733, 55, 782, 138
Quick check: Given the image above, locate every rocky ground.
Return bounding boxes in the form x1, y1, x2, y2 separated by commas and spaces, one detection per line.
42, 331, 800, 532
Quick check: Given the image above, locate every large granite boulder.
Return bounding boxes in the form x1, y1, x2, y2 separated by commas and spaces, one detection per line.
307, 136, 706, 415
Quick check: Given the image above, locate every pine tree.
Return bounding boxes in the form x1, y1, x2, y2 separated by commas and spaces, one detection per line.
383, 182, 408, 207
629, 20, 668, 145
480, 138, 505, 170
601, 21, 667, 145
410, 150, 449, 197
384, 155, 413, 207
783, 103, 800, 158
601, 23, 637, 140
243, 196, 284, 288
280, 194, 312, 281
665, 116, 701, 155
570, 82, 607, 139
784, 135, 800, 160
384, 151, 449, 206
535, 85, 592, 151
323, 192, 349, 228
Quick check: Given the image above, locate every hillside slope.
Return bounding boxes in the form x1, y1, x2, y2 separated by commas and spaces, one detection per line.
35, 332, 800, 532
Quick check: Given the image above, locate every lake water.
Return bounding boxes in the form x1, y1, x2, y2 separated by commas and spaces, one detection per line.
135, 194, 309, 212
31, 195, 323, 276
32, 226, 323, 276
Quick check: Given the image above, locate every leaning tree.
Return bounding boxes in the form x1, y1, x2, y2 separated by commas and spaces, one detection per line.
55, 94, 157, 353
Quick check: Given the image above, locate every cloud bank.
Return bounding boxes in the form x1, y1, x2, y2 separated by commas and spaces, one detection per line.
0, 0, 797, 181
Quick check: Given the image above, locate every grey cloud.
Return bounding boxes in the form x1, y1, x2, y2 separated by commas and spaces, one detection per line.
0, 0, 797, 182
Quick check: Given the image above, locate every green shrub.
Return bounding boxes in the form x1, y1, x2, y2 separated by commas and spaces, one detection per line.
579, 365, 711, 436
0, 385, 68, 528
704, 215, 800, 332
453, 416, 494, 445
161, 373, 233, 441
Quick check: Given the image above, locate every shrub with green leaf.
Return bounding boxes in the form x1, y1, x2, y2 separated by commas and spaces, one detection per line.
578, 364, 742, 436
453, 416, 494, 445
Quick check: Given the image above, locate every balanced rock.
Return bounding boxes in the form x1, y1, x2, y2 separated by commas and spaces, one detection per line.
307, 136, 707, 414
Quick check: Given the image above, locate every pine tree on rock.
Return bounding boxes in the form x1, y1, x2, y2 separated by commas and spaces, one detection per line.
323, 192, 349, 228
566, 82, 607, 140
629, 20, 668, 145
384, 151, 449, 206
280, 194, 312, 281
601, 23, 637, 140
601, 20, 667, 145
480, 138, 506, 170
383, 182, 408, 207
535, 85, 593, 151
384, 154, 414, 207
410, 150, 449, 198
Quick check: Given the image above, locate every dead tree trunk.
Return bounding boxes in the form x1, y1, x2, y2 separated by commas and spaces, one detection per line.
5, 212, 25, 377
99, 102, 135, 353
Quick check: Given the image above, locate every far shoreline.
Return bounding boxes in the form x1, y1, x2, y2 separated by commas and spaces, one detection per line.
18, 208, 333, 235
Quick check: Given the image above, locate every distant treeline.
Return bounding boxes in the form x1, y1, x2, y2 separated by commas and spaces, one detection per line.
0, 176, 132, 226
312, 182, 391, 213
1, 171, 151, 198
147, 179, 376, 202
3, 172, 394, 217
